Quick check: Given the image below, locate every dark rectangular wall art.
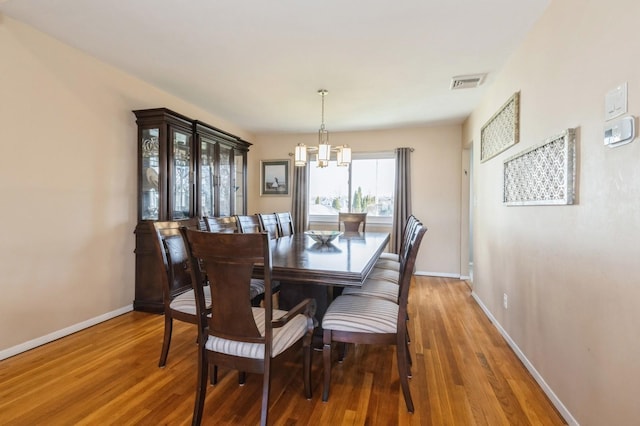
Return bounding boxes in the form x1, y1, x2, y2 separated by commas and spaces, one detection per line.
260, 159, 290, 196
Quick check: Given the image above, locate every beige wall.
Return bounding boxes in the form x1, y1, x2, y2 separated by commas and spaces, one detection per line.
463, 0, 640, 423
0, 14, 464, 356
249, 126, 463, 275
0, 15, 252, 354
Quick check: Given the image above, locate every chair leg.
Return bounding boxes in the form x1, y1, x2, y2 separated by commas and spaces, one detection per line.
322, 329, 332, 402
209, 365, 218, 385
303, 332, 312, 399
338, 342, 347, 362
396, 335, 414, 413
251, 294, 264, 307
158, 315, 173, 368
239, 371, 246, 385
192, 346, 209, 425
406, 339, 413, 378
260, 357, 272, 426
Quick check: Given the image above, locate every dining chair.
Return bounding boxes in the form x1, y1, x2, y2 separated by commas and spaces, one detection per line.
180, 229, 316, 426
338, 212, 367, 232
237, 214, 281, 305
203, 215, 238, 233
342, 221, 425, 302
152, 218, 210, 368
276, 211, 295, 237
376, 214, 419, 270
205, 215, 268, 306
258, 213, 280, 240
321, 223, 427, 413
236, 214, 261, 233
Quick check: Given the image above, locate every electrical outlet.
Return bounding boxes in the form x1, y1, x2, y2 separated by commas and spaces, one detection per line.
503, 293, 508, 309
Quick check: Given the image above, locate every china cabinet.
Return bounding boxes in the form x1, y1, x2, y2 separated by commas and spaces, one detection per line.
195, 121, 248, 218
133, 108, 250, 312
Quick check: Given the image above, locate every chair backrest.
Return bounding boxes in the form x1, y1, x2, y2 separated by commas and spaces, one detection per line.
152, 218, 201, 303
398, 215, 419, 257
258, 213, 280, 239
203, 216, 237, 233
338, 212, 367, 232
276, 212, 295, 237
182, 229, 274, 346
397, 223, 427, 309
236, 214, 261, 234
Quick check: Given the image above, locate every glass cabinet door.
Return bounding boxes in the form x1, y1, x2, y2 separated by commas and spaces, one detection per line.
234, 151, 245, 215
218, 144, 233, 216
171, 129, 192, 220
140, 127, 160, 220
199, 138, 216, 217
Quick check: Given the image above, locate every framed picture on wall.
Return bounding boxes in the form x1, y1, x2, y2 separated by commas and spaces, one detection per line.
260, 159, 290, 196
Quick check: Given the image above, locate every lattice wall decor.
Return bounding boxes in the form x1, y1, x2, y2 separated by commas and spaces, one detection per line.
481, 92, 520, 162
503, 128, 576, 206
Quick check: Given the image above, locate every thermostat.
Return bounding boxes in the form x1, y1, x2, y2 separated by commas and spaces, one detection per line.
604, 115, 635, 147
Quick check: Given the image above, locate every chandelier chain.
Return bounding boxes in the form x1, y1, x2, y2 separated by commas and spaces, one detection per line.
292, 89, 350, 167
319, 89, 327, 132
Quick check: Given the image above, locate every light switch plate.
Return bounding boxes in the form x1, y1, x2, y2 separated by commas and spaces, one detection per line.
605, 82, 627, 121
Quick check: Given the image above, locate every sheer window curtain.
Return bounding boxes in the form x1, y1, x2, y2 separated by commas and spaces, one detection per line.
391, 147, 413, 253
291, 164, 309, 233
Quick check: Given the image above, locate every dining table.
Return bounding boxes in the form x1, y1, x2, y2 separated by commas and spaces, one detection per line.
253, 231, 390, 337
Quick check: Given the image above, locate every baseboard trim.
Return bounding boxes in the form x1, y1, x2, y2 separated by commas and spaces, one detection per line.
0, 305, 134, 361
414, 271, 461, 279
470, 291, 579, 426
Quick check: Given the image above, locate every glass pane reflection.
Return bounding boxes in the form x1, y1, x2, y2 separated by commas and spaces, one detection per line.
141, 128, 160, 220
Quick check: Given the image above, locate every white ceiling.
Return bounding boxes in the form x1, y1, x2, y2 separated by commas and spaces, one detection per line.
1, 0, 549, 133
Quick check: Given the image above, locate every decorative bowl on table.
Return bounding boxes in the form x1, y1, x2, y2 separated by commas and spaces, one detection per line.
304, 230, 342, 244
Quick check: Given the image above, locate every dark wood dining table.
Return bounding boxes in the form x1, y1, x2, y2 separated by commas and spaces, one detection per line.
254, 231, 390, 336
254, 231, 390, 286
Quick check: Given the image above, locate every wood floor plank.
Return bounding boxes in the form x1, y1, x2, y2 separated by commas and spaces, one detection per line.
0, 277, 566, 425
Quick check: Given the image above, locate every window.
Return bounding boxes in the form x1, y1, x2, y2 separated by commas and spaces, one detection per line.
308, 152, 395, 222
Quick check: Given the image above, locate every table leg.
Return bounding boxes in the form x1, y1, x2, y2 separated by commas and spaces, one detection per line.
278, 282, 335, 343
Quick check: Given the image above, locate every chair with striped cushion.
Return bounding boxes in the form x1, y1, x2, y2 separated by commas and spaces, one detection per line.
203, 215, 238, 233
343, 218, 424, 301
181, 229, 316, 426
258, 213, 281, 240
276, 211, 295, 237
376, 214, 419, 271
364, 267, 400, 285
203, 215, 267, 306
321, 223, 427, 413
236, 214, 261, 234
152, 218, 211, 368
338, 212, 367, 233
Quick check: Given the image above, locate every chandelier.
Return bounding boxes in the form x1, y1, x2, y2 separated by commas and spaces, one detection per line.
293, 89, 351, 168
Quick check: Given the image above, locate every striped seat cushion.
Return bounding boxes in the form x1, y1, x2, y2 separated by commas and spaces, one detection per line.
322, 295, 398, 334
341, 277, 399, 303
249, 279, 266, 300
375, 258, 400, 271
379, 252, 399, 262
205, 308, 309, 359
368, 267, 399, 284
169, 286, 212, 315
249, 279, 280, 300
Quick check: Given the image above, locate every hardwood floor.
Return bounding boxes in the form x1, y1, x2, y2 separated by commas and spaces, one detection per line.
0, 277, 566, 425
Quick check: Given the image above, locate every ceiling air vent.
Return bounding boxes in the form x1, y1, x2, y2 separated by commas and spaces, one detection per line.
450, 74, 486, 90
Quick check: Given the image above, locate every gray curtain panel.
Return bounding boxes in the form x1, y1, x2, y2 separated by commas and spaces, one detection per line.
391, 147, 413, 253
291, 164, 309, 233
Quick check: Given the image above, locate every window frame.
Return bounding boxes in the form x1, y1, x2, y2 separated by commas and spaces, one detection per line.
308, 151, 395, 226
